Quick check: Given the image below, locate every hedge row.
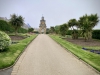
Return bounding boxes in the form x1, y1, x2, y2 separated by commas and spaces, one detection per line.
92, 30, 100, 40
66, 30, 100, 40
0, 20, 12, 32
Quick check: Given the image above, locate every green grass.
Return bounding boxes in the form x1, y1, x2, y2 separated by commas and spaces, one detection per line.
0, 34, 37, 69
84, 47, 100, 50
50, 35, 100, 72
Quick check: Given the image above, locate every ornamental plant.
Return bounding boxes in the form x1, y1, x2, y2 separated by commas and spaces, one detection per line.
0, 31, 11, 51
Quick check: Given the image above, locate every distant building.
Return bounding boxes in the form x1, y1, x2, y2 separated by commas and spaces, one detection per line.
0, 16, 32, 30
27, 23, 31, 28
22, 23, 32, 30
39, 16, 46, 34
0, 17, 9, 22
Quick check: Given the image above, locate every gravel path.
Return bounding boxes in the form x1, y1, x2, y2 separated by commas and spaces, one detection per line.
11, 34, 99, 75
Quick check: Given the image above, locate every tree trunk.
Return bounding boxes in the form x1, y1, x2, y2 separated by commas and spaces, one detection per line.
15, 27, 18, 35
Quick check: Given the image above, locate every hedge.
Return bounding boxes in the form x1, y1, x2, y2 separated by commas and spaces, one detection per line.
92, 30, 100, 40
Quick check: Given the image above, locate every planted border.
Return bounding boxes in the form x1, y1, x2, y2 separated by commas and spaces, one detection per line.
50, 35, 100, 72
0, 34, 37, 69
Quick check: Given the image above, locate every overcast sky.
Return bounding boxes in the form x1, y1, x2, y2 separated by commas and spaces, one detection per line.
0, 0, 100, 29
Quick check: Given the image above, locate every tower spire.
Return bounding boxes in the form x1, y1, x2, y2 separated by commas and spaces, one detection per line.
42, 14, 44, 20
39, 15, 46, 34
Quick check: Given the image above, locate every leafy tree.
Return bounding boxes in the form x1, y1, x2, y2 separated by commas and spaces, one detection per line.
68, 19, 79, 39
9, 14, 24, 35
50, 26, 55, 33
46, 28, 50, 34
60, 23, 68, 36
54, 25, 60, 34
78, 14, 99, 41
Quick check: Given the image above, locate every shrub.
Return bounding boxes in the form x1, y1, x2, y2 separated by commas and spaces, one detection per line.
66, 30, 72, 35
17, 27, 28, 33
0, 31, 11, 51
34, 31, 39, 34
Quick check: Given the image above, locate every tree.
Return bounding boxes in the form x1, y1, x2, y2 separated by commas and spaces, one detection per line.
46, 28, 50, 34
54, 25, 60, 34
68, 19, 79, 39
78, 14, 99, 41
60, 23, 68, 36
28, 28, 34, 33
50, 26, 55, 33
9, 14, 24, 35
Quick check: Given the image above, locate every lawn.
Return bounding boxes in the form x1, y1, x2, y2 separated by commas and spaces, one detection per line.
50, 35, 100, 72
0, 34, 37, 69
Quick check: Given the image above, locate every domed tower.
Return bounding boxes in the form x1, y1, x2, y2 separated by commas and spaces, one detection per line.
39, 16, 46, 34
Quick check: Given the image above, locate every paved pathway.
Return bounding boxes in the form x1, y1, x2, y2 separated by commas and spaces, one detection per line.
0, 68, 12, 75
11, 34, 99, 75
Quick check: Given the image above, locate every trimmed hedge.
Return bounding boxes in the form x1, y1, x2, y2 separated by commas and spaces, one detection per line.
92, 30, 100, 39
